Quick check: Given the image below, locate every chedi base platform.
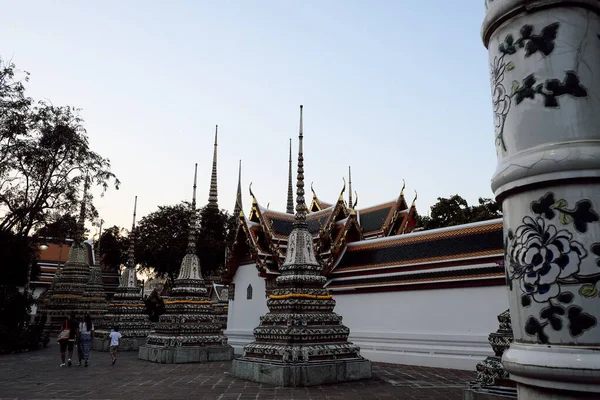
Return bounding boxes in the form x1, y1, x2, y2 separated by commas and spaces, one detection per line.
231, 358, 372, 387
93, 336, 146, 352
138, 344, 234, 364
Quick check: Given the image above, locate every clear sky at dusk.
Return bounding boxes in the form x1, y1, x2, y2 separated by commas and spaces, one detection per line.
2, 1, 495, 233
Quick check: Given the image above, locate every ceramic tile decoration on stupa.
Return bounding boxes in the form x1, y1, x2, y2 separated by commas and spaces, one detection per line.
80, 227, 108, 323
231, 106, 372, 387
138, 163, 234, 363
93, 196, 153, 352
41, 180, 91, 334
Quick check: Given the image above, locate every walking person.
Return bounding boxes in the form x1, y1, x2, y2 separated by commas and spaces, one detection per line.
58, 312, 79, 367
109, 326, 121, 365
78, 314, 94, 367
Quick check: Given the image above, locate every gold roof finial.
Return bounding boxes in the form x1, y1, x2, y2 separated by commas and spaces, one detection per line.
249, 182, 257, 205
400, 179, 406, 197
338, 177, 346, 201
353, 191, 358, 209
412, 190, 418, 206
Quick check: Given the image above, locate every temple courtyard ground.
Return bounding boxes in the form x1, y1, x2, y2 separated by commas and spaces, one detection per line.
0, 345, 475, 399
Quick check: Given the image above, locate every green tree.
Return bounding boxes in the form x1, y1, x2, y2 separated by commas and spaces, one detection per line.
197, 206, 231, 275
416, 194, 501, 230
35, 213, 81, 241
0, 57, 31, 178
135, 202, 194, 285
0, 58, 119, 237
98, 225, 129, 272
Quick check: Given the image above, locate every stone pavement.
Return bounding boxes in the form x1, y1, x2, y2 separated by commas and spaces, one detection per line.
0, 344, 475, 399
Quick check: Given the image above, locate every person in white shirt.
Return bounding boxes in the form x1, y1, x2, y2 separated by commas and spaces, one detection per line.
78, 314, 94, 367
109, 326, 122, 365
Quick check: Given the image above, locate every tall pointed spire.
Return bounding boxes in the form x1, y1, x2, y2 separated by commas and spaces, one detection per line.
208, 125, 219, 209
77, 176, 90, 241
286, 138, 294, 214
348, 166, 353, 208
295, 105, 308, 222
187, 164, 198, 254
233, 160, 243, 217
124, 196, 138, 287
231, 104, 371, 385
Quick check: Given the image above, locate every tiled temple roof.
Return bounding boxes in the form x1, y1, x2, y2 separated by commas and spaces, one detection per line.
333, 218, 503, 273
326, 218, 504, 292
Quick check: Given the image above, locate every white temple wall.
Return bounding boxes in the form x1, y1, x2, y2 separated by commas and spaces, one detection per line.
334, 285, 509, 370
225, 263, 509, 370
224, 263, 268, 355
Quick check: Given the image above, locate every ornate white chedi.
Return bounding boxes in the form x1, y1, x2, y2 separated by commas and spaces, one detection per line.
231, 106, 371, 386
138, 163, 233, 363
93, 196, 153, 351
482, 1, 600, 398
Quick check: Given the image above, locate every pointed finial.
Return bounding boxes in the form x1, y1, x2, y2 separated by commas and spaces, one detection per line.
126, 196, 138, 270
249, 182, 257, 204
338, 177, 346, 201
353, 191, 358, 209
412, 190, 418, 206
187, 164, 198, 254
311, 182, 317, 199
286, 138, 294, 214
267, 202, 270, 209
233, 160, 243, 217
401, 179, 406, 197
294, 105, 308, 221
208, 125, 219, 209
348, 166, 352, 208
77, 175, 90, 241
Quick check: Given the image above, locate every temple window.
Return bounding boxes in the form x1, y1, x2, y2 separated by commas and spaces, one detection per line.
246, 284, 253, 300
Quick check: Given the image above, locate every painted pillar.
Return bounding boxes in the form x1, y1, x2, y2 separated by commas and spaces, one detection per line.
482, 1, 600, 398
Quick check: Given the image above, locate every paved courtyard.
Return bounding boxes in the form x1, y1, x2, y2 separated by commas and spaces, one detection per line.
0, 345, 475, 399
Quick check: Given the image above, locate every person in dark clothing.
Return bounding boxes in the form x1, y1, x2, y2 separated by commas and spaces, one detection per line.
58, 312, 79, 367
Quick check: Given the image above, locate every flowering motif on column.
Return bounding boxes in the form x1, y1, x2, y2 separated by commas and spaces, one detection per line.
506, 192, 600, 344
490, 22, 588, 153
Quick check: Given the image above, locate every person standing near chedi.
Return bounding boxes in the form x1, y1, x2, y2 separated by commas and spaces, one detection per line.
109, 326, 121, 365
58, 312, 79, 367
78, 314, 94, 367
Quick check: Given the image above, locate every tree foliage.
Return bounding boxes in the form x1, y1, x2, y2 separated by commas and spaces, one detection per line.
0, 57, 119, 237
197, 206, 231, 275
133, 202, 232, 285
135, 202, 194, 285
35, 213, 81, 241
416, 195, 501, 230
98, 225, 129, 272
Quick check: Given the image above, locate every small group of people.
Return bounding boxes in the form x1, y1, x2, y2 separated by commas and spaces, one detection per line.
57, 312, 122, 367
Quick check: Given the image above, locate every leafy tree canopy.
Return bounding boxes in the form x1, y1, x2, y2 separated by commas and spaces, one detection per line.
35, 213, 81, 241
133, 202, 232, 285
98, 225, 129, 273
416, 195, 501, 230
0, 57, 119, 237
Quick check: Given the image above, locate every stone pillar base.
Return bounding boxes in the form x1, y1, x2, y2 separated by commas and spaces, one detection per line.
138, 344, 234, 364
517, 384, 600, 400
92, 336, 146, 352
503, 343, 600, 394
231, 357, 372, 387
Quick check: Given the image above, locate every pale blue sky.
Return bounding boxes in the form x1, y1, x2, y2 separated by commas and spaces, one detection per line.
2, 1, 495, 231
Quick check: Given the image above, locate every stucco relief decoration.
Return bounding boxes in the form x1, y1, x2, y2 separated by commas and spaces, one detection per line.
506, 192, 600, 344
490, 22, 588, 153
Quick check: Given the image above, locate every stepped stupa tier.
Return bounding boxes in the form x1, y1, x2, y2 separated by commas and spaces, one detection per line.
81, 257, 108, 321
93, 196, 153, 352
139, 163, 234, 363
42, 180, 92, 333
231, 106, 371, 386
